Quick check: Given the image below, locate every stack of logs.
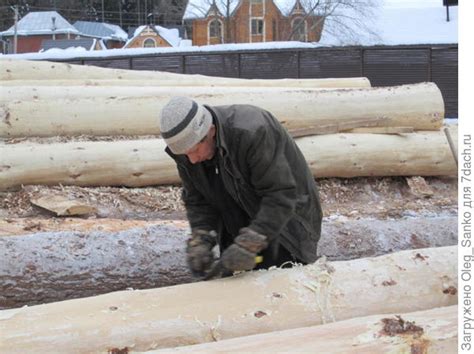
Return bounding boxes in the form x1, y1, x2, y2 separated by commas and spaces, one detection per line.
0, 58, 457, 190
0, 59, 458, 352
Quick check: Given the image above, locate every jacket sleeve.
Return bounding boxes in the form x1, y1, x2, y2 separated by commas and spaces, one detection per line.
242, 118, 297, 241
177, 164, 219, 232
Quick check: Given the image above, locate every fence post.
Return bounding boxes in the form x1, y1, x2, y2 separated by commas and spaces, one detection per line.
182, 55, 186, 74
129, 57, 133, 70
237, 53, 241, 78
297, 50, 301, 78
428, 47, 432, 82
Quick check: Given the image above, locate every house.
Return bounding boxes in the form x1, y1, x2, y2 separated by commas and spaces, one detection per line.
123, 25, 182, 48
40, 38, 104, 52
183, 0, 324, 46
0, 11, 79, 54
73, 21, 128, 49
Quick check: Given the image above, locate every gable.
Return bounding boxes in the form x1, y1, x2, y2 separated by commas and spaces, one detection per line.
124, 25, 181, 48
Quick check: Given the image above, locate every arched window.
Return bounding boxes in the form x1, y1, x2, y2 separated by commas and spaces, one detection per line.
209, 19, 222, 39
143, 38, 156, 48
292, 18, 307, 42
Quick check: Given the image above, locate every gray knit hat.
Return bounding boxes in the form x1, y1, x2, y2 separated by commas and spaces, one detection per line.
159, 97, 212, 155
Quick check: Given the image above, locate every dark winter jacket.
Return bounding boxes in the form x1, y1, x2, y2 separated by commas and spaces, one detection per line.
166, 104, 323, 263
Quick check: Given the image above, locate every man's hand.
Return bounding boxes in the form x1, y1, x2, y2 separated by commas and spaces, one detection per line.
220, 228, 268, 272
186, 229, 216, 276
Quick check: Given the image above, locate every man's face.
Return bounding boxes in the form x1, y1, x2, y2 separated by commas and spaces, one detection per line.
184, 125, 216, 164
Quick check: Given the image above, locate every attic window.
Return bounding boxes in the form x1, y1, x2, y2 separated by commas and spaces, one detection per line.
292, 18, 307, 41
209, 19, 222, 38
251, 19, 264, 35
143, 38, 156, 48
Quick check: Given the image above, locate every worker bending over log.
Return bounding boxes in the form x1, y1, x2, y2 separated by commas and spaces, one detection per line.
159, 97, 323, 278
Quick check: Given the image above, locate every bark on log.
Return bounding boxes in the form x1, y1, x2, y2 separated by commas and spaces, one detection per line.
152, 306, 457, 353
0, 128, 458, 190
0, 246, 457, 353
0, 59, 370, 88
0, 217, 457, 310
0, 83, 444, 137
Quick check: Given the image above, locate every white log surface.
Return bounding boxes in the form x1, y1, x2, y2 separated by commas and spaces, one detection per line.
0, 246, 457, 353
151, 306, 457, 353
0, 85, 355, 103
0, 83, 444, 137
0, 127, 458, 190
0, 59, 370, 88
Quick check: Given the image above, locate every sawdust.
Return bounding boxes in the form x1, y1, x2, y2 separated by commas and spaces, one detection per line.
0, 177, 457, 221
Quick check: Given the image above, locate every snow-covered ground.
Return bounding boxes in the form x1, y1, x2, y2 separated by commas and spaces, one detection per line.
0, 0, 457, 61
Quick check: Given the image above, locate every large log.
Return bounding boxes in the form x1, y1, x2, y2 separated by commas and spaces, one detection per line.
0, 83, 444, 137
0, 85, 353, 103
0, 128, 458, 190
152, 306, 457, 353
0, 59, 370, 88
0, 216, 457, 309
0, 246, 457, 352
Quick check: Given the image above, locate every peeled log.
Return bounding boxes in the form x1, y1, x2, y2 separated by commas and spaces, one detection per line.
0, 246, 457, 352
0, 128, 457, 190
153, 306, 457, 353
0, 83, 444, 137
0, 85, 353, 103
0, 59, 370, 88
0, 216, 457, 309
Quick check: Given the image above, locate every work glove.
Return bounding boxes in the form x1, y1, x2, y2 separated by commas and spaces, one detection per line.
220, 228, 268, 272
186, 229, 217, 276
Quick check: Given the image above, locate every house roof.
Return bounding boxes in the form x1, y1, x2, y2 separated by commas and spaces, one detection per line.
124, 25, 182, 47
40, 38, 98, 51
0, 11, 79, 36
73, 21, 128, 42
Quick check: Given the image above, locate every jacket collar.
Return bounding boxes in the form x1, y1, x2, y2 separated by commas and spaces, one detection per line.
204, 105, 229, 160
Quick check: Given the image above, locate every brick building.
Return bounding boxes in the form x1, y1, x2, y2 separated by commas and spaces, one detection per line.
0, 11, 79, 54
184, 0, 324, 46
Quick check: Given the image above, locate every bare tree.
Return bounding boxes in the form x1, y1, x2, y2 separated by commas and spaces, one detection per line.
286, 0, 381, 43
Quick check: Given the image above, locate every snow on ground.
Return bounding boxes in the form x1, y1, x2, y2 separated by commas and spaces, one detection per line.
0, 0, 457, 61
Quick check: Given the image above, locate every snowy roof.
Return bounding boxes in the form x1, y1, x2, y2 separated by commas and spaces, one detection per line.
73, 21, 128, 42
0, 11, 79, 36
124, 25, 181, 47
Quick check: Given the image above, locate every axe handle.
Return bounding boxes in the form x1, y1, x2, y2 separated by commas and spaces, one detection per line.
444, 127, 458, 166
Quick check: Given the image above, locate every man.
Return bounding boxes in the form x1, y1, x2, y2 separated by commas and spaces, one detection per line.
159, 96, 323, 277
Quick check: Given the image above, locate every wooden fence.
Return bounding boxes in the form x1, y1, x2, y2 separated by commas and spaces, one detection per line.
54, 44, 458, 117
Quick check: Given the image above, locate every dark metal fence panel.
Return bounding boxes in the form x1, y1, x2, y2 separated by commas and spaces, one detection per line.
431, 47, 458, 117
363, 48, 431, 86
131, 55, 183, 72
239, 51, 299, 79
83, 58, 131, 70
184, 53, 240, 77
299, 48, 362, 78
